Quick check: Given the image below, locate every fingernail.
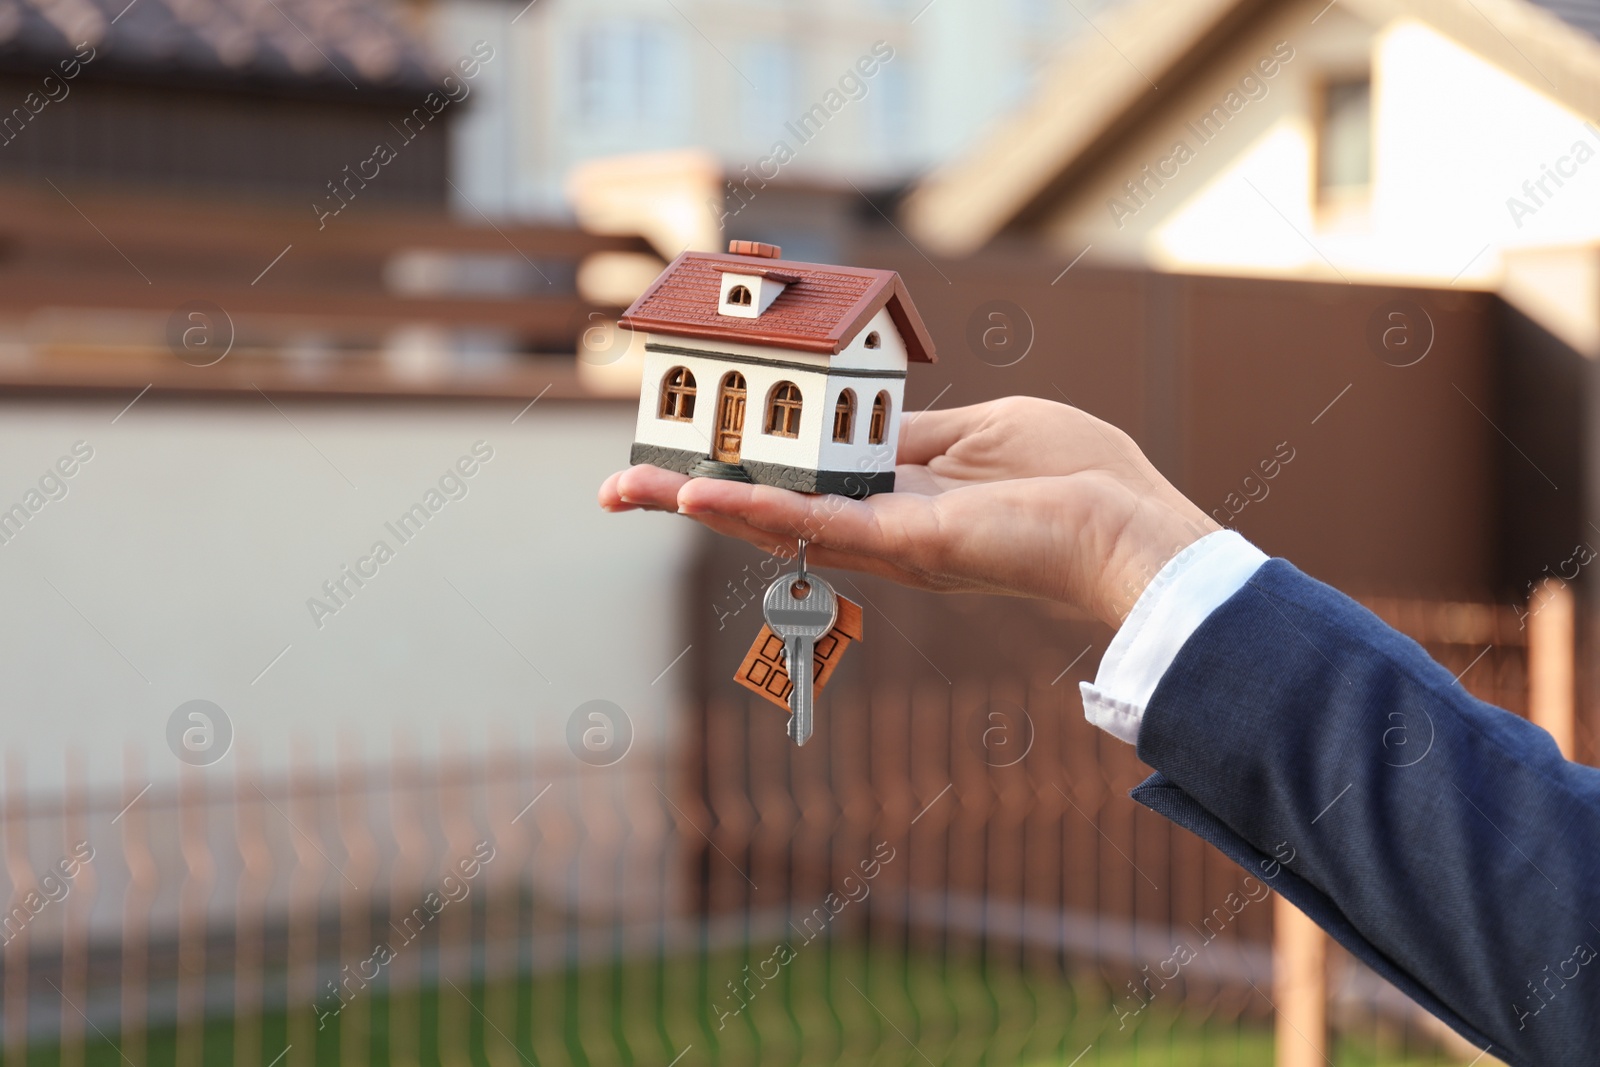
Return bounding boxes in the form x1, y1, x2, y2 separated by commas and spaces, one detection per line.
677, 502, 707, 515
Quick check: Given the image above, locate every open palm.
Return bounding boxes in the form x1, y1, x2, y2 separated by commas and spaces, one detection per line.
599, 396, 1214, 628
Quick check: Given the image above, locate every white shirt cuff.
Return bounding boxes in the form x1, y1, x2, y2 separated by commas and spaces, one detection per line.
1079, 530, 1269, 745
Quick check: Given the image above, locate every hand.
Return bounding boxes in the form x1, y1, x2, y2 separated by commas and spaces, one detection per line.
598, 396, 1217, 629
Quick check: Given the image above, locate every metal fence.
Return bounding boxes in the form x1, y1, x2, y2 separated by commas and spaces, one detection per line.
0, 593, 1561, 1066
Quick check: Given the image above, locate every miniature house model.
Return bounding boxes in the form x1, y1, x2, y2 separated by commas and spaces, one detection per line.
621, 240, 936, 497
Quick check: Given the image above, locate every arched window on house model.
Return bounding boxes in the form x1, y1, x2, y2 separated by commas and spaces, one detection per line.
869, 390, 890, 444
726, 284, 752, 307
766, 381, 803, 437
832, 389, 856, 443
659, 366, 697, 420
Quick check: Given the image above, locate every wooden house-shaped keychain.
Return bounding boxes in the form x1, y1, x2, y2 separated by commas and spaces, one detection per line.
621, 240, 936, 497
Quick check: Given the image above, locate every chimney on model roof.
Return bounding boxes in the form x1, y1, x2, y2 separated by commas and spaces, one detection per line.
728, 240, 782, 259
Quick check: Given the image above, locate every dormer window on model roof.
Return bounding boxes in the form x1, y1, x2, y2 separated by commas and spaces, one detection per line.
715, 242, 800, 319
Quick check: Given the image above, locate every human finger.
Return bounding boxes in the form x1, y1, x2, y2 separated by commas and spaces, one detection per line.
601, 464, 692, 513
682, 509, 946, 591
894, 403, 993, 467
598, 469, 638, 511
675, 478, 910, 560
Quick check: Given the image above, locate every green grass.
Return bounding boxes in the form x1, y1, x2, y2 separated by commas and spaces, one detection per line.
18, 941, 1467, 1066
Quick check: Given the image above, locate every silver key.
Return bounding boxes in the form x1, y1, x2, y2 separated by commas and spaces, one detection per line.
762, 567, 837, 747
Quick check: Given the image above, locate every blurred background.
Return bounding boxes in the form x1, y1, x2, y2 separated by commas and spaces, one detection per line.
0, 0, 1594, 1062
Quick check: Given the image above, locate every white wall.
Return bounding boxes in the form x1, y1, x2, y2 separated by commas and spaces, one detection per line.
635, 330, 905, 476
0, 399, 700, 793
635, 343, 827, 468
1034, 1, 1600, 287
1370, 20, 1600, 277
816, 378, 901, 477
831, 306, 909, 373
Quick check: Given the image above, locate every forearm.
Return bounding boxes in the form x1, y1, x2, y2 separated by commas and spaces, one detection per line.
1132, 559, 1600, 1065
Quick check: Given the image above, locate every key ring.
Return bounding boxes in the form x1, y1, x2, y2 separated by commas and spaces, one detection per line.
792, 538, 812, 599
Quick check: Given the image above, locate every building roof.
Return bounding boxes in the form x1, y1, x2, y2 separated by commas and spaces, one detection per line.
620, 250, 938, 363
0, 0, 442, 95
1526, 0, 1600, 39
905, 0, 1600, 254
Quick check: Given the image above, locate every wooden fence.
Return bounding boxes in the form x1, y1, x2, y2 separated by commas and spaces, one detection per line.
0, 585, 1576, 1065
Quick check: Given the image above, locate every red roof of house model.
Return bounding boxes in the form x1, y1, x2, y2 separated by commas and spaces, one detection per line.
619, 247, 937, 363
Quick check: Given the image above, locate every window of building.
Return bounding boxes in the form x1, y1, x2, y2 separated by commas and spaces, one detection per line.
832, 389, 856, 442
727, 284, 752, 307
741, 40, 797, 142
867, 61, 912, 158
766, 381, 803, 437
659, 366, 696, 420
869, 391, 890, 444
1317, 76, 1371, 196
864, 331, 881, 349
575, 21, 676, 130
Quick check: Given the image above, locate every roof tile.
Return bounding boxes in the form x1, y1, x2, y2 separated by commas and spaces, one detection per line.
620, 251, 936, 363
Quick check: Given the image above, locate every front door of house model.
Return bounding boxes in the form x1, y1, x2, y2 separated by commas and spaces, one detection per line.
714, 372, 746, 462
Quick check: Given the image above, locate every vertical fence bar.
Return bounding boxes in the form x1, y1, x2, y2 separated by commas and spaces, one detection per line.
484, 731, 524, 1067
1528, 578, 1576, 759
437, 746, 474, 1067
176, 765, 213, 1067
526, 759, 568, 1066
60, 749, 92, 1067
338, 737, 380, 1067
235, 750, 269, 1067
285, 740, 324, 1067
1273, 894, 1327, 1067
3, 753, 32, 1065
389, 737, 426, 1067
121, 747, 156, 1067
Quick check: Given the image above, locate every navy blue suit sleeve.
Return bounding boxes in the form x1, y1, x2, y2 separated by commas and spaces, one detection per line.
1131, 558, 1600, 1067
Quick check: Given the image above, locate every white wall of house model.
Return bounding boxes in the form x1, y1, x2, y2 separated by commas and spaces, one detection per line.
632, 303, 905, 486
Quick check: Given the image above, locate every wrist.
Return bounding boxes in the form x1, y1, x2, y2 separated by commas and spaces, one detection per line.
1097, 499, 1219, 630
